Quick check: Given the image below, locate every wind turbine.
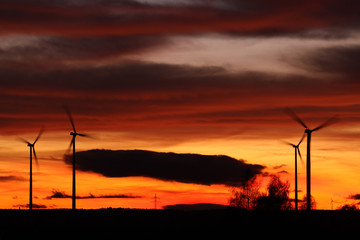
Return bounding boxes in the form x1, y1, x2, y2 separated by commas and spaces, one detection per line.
286, 109, 337, 210
65, 106, 88, 210
283, 134, 305, 210
19, 128, 44, 210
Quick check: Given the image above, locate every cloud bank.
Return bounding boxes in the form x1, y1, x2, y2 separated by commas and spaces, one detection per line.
45, 189, 141, 199
0, 175, 26, 182
64, 149, 265, 186
0, 60, 358, 135
0, 1, 359, 139
1, 0, 359, 37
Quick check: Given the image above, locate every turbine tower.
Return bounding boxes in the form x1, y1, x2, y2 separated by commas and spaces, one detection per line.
286, 109, 337, 210
65, 106, 88, 210
283, 134, 305, 210
19, 128, 44, 210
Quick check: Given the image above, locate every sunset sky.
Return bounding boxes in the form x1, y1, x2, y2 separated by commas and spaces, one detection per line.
0, 0, 360, 210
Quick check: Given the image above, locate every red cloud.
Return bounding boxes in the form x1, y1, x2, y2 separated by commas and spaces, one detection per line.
0, 61, 358, 137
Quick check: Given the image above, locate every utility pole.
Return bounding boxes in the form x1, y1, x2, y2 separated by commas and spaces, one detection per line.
154, 193, 158, 209
72, 136, 76, 210
153, 193, 161, 209
29, 145, 33, 210
294, 147, 298, 210
306, 129, 311, 210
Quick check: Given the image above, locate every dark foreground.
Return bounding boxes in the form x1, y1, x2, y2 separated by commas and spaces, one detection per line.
0, 208, 359, 238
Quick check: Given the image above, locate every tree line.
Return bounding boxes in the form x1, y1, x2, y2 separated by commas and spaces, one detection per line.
229, 175, 316, 210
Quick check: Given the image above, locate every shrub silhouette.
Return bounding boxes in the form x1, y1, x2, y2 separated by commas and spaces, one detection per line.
229, 177, 261, 209
230, 175, 292, 210
256, 175, 291, 210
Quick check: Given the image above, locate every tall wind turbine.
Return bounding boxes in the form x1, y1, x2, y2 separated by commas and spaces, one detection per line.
286, 109, 337, 210
283, 134, 305, 210
19, 128, 44, 210
65, 107, 88, 210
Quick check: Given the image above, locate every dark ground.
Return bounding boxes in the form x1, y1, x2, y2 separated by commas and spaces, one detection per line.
0, 208, 359, 238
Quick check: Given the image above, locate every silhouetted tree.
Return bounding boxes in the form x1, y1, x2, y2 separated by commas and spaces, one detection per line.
299, 195, 316, 210
338, 204, 358, 210
229, 177, 261, 210
256, 175, 291, 210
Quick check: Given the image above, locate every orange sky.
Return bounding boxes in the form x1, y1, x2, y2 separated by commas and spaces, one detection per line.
0, 0, 360, 210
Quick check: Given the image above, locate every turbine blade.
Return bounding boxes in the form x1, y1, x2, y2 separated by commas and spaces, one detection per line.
281, 140, 294, 147
17, 137, 30, 145
33, 147, 39, 168
33, 127, 45, 144
78, 133, 97, 140
297, 147, 302, 161
284, 108, 308, 129
312, 115, 339, 132
67, 138, 74, 153
64, 105, 76, 132
297, 133, 306, 146
298, 148, 305, 169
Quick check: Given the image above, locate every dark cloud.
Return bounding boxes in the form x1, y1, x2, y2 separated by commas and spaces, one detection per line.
0, 60, 355, 100
0, 0, 359, 37
0, 61, 226, 92
348, 194, 360, 200
295, 45, 360, 77
0, 61, 358, 135
0, 175, 26, 182
45, 189, 141, 199
64, 149, 265, 186
45, 190, 70, 199
13, 203, 47, 209
1, 60, 358, 99
0, 35, 170, 68
273, 164, 286, 170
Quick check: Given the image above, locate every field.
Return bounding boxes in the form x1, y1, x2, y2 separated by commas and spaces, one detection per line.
0, 208, 359, 238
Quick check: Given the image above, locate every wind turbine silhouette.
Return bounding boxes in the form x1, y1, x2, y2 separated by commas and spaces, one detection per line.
18, 128, 44, 210
283, 134, 305, 210
65, 106, 88, 210
286, 109, 337, 210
